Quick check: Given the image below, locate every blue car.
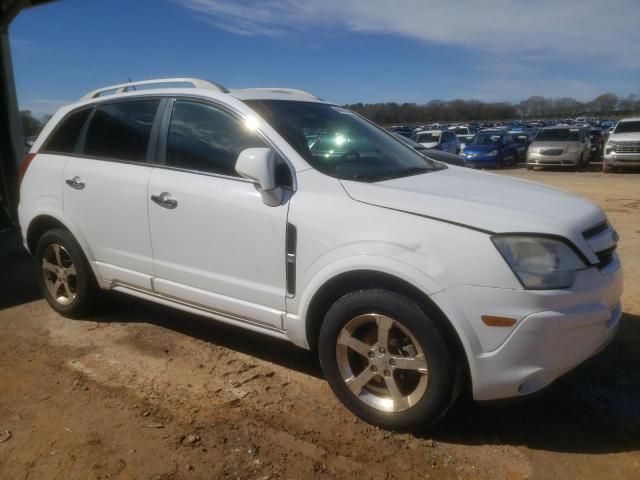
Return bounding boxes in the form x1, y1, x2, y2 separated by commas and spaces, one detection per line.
461, 131, 520, 168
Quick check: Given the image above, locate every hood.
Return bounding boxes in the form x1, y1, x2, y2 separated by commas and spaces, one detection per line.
340, 167, 605, 251
530, 141, 580, 152
463, 144, 499, 153
608, 132, 640, 142
419, 142, 439, 149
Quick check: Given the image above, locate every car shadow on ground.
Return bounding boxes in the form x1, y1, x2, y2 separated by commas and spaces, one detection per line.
93, 294, 640, 455
0, 229, 40, 309
2, 230, 639, 454
95, 292, 325, 379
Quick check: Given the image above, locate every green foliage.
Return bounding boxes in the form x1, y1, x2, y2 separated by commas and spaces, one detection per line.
345, 93, 640, 124
19, 110, 46, 137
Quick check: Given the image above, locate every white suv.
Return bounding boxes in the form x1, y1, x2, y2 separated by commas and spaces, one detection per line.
19, 78, 622, 430
603, 117, 640, 172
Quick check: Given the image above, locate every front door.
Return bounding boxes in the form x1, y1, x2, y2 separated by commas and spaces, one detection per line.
147, 99, 289, 329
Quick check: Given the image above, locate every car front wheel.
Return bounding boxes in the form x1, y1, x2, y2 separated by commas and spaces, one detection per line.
319, 289, 460, 431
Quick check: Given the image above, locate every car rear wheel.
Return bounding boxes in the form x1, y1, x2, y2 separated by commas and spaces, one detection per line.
35, 229, 99, 318
319, 289, 460, 431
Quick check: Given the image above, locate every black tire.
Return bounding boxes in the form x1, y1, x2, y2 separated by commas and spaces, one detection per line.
526, 163, 533, 171
318, 289, 460, 431
603, 162, 612, 174
35, 228, 99, 318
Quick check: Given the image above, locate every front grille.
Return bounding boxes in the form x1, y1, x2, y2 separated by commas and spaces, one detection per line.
539, 148, 563, 156
596, 247, 615, 267
582, 221, 618, 269
583, 221, 608, 239
613, 141, 640, 153
614, 145, 640, 153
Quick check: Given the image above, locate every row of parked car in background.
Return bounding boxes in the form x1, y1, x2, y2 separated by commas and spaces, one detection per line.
387, 117, 640, 173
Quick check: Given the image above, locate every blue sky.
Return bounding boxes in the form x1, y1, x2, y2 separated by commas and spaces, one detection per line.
9, 0, 640, 117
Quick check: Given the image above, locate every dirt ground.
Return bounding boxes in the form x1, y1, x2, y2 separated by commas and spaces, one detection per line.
1, 167, 639, 480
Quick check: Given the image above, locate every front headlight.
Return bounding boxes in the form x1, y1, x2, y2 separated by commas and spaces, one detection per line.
488, 150, 499, 156
492, 236, 586, 289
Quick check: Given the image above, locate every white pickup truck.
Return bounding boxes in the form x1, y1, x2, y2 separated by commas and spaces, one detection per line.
603, 117, 640, 172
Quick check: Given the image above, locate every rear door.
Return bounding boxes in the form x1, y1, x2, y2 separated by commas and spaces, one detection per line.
62, 98, 163, 289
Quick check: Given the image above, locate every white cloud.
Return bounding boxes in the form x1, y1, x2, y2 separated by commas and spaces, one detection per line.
176, 0, 640, 67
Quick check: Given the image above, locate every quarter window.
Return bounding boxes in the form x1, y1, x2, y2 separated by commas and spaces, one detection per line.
166, 101, 266, 177
43, 108, 91, 154
84, 99, 160, 162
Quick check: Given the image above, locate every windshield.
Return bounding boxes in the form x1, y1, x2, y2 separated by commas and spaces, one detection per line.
414, 132, 441, 143
469, 134, 502, 145
245, 100, 445, 182
535, 129, 581, 142
613, 121, 640, 134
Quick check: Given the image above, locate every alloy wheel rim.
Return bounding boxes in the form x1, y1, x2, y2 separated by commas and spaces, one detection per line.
336, 313, 428, 412
42, 243, 77, 306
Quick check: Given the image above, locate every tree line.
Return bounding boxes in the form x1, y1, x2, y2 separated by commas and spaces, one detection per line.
345, 93, 640, 125
18, 91, 640, 136
20, 110, 52, 138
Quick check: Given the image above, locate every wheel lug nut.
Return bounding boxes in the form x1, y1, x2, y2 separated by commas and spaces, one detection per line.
389, 359, 396, 366
368, 351, 375, 359
384, 370, 391, 377
370, 365, 378, 372
379, 347, 385, 354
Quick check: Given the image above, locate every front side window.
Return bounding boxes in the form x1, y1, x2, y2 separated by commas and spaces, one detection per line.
84, 99, 160, 162
245, 100, 445, 182
166, 101, 266, 177
43, 108, 91, 154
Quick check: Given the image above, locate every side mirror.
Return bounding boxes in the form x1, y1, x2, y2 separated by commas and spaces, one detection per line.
236, 148, 284, 207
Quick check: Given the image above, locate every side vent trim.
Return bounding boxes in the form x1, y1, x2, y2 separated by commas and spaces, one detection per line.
286, 223, 297, 296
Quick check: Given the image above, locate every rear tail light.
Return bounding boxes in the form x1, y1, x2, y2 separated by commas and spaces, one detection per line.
19, 153, 36, 186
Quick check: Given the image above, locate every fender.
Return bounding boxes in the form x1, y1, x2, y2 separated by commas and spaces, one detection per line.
284, 253, 445, 349
22, 205, 107, 289
284, 253, 482, 378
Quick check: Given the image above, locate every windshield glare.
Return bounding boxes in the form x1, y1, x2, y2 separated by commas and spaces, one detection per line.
614, 121, 640, 134
535, 129, 581, 142
245, 100, 445, 182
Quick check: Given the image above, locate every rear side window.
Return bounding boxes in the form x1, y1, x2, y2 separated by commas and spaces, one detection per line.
43, 108, 91, 154
84, 100, 160, 162
166, 100, 266, 177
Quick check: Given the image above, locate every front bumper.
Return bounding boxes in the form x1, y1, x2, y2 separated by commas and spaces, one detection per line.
432, 258, 623, 400
604, 152, 640, 167
527, 151, 581, 166
462, 154, 500, 168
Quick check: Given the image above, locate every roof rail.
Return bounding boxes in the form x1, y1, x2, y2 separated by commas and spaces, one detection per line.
232, 87, 322, 101
80, 77, 229, 100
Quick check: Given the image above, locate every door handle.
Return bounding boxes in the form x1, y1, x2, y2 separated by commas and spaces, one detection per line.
151, 192, 178, 209
65, 176, 85, 190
